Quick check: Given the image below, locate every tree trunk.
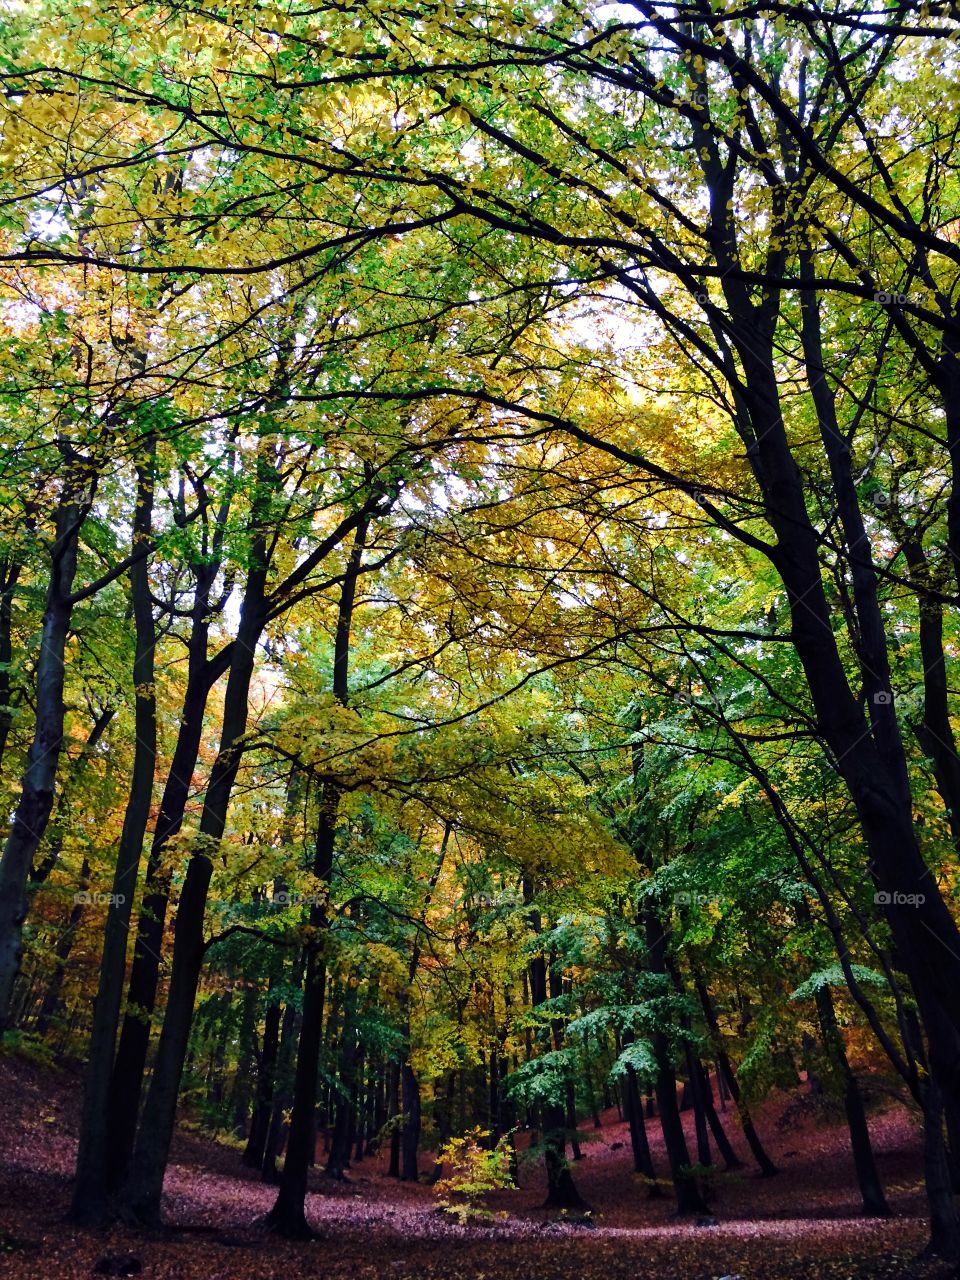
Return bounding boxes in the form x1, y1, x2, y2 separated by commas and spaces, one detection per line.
698, 1060, 742, 1171
0, 555, 22, 776
353, 1051, 369, 1164
30, 704, 116, 889
35, 855, 91, 1036
266, 947, 326, 1227
232, 980, 260, 1136
327, 981, 360, 1180
265, 786, 336, 1234
900, 537, 960, 853
120, 518, 269, 1223
267, 515, 369, 1235
244, 989, 282, 1169
71, 446, 157, 1224
430, 1072, 456, 1182
813, 979, 889, 1217
395, 825, 448, 1185
922, 1080, 960, 1260
936, 344, 960, 598
584, 1047, 602, 1129
694, 975, 777, 1176
684, 1046, 712, 1169
738, 297, 960, 1122
400, 1063, 421, 1182
653, 1050, 706, 1214
645, 913, 707, 1214
525, 885, 587, 1211
0, 495, 86, 1030
623, 1060, 660, 1194
388, 1060, 401, 1178
370, 1065, 387, 1156
262, 962, 304, 1183
106, 609, 222, 1189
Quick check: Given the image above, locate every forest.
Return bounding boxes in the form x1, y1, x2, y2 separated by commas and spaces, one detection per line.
0, 1, 958, 1276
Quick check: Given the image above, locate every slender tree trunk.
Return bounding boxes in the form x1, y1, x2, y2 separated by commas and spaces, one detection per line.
35, 855, 91, 1036
684, 1044, 712, 1170
922, 1080, 960, 1260
935, 342, 960, 602
71, 446, 157, 1223
265, 789, 335, 1233
716, 1065, 729, 1108
327, 981, 359, 1180
584, 1047, 602, 1129
812, 972, 889, 1217
698, 1060, 742, 1171
241, 794, 300, 1168
645, 913, 707, 1214
30, 705, 116, 889
400, 1063, 421, 1182
0, 495, 87, 1030
525, 885, 587, 1211
0, 556, 22, 776
119, 845, 214, 1221
205, 993, 231, 1111
244, 986, 282, 1169
106, 612, 222, 1189
262, 964, 304, 1183
488, 1045, 500, 1136
899, 535, 960, 852
231, 980, 260, 1136
267, 516, 368, 1235
652, 1048, 706, 1214
623, 1060, 660, 1194
694, 975, 778, 1176
430, 1072, 456, 1182
550, 960, 583, 1161
387, 1060, 401, 1178
395, 824, 448, 1185
353, 1051, 369, 1164
370, 1066, 387, 1156
120, 521, 269, 1223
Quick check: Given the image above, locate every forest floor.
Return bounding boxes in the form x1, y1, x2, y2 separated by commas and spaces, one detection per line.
0, 1050, 954, 1280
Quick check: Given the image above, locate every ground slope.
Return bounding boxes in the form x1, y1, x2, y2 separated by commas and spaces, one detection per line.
0, 1052, 950, 1279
